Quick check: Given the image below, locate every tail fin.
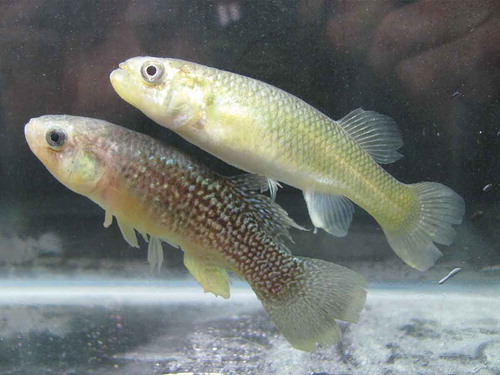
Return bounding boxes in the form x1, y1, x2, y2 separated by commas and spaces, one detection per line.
385, 182, 465, 271
255, 257, 367, 352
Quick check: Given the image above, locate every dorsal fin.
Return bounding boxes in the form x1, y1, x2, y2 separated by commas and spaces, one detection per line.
266, 178, 282, 201
243, 193, 305, 245
338, 108, 403, 164
228, 177, 305, 245
229, 174, 269, 193
229, 174, 282, 201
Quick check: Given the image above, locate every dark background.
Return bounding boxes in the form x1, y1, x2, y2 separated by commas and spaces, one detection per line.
0, 0, 498, 271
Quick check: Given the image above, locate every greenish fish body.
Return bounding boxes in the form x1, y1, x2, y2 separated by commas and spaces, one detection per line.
24, 115, 366, 351
110, 57, 465, 271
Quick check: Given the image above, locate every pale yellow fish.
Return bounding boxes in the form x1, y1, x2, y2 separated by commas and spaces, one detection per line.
24, 115, 367, 352
110, 57, 465, 271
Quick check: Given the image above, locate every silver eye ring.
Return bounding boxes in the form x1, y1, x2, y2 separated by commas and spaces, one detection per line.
141, 61, 164, 84
46, 127, 67, 149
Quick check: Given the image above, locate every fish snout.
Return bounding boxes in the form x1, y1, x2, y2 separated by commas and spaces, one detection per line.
24, 118, 39, 148
110, 67, 126, 87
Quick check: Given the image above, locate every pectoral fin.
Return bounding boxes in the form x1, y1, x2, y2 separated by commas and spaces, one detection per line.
208, 103, 255, 130
183, 253, 230, 299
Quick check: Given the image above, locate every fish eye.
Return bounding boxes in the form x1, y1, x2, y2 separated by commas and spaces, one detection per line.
141, 61, 164, 84
46, 128, 67, 149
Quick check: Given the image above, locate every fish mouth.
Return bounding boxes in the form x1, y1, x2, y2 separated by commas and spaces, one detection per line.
109, 67, 133, 105
24, 121, 31, 139
24, 118, 38, 153
109, 67, 125, 87
110, 64, 150, 112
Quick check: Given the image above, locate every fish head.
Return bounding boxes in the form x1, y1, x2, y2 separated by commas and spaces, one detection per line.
24, 115, 108, 197
110, 57, 208, 130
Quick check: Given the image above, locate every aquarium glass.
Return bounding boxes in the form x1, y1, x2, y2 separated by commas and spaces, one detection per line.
0, 1, 499, 374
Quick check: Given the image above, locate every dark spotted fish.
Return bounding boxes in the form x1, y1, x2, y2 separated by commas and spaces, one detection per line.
24, 115, 366, 351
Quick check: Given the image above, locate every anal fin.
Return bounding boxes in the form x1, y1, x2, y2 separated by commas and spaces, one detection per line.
183, 253, 230, 299
303, 191, 354, 237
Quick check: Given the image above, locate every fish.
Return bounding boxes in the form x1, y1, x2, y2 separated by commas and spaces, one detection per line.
24, 115, 367, 352
110, 57, 465, 271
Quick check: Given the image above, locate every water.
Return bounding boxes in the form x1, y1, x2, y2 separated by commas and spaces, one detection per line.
1, 1, 499, 374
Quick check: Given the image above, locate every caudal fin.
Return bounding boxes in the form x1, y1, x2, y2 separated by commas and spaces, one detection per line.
385, 182, 465, 271
255, 257, 367, 352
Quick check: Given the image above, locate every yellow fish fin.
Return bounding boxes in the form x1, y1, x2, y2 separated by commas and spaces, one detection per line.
338, 108, 403, 164
161, 237, 179, 249
304, 190, 354, 237
139, 231, 149, 243
148, 236, 164, 274
183, 253, 230, 299
116, 218, 139, 248
385, 182, 465, 271
103, 210, 113, 228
